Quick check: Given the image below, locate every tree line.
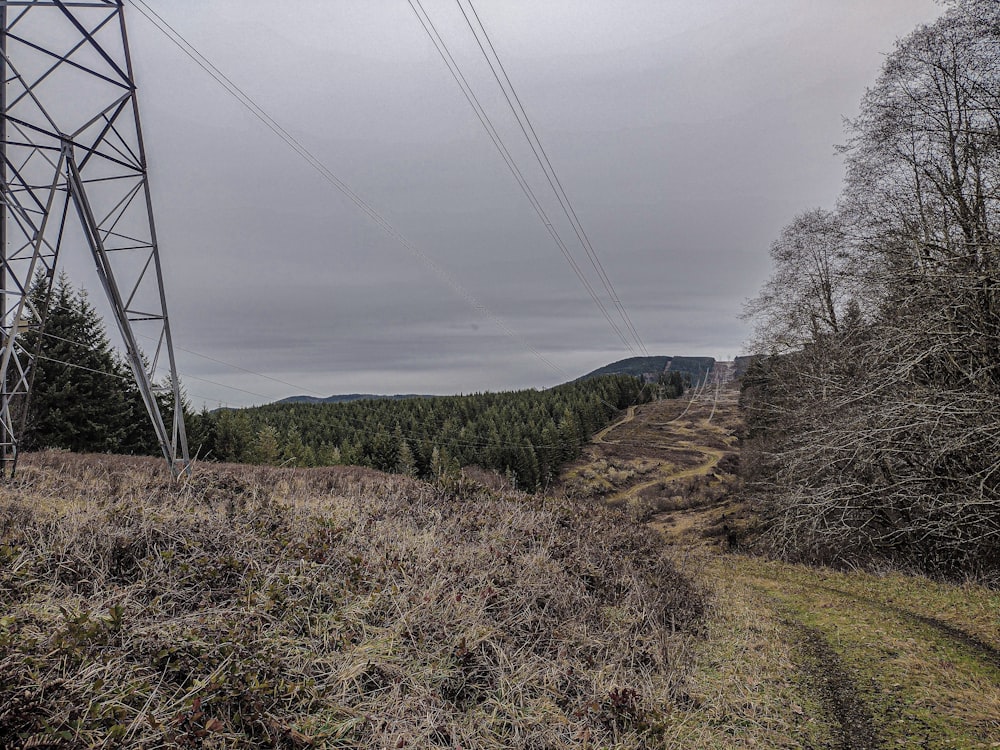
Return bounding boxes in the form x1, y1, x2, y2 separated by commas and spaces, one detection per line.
190, 374, 655, 490
17, 273, 668, 490
742, 0, 999, 579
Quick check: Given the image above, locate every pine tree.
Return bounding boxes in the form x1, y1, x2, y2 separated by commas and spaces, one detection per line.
21, 274, 134, 453
185, 407, 216, 459
251, 424, 281, 465
281, 426, 311, 467
212, 409, 254, 462
396, 435, 417, 477
315, 442, 341, 466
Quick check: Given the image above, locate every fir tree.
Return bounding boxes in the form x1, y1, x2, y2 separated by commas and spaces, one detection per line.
21, 274, 133, 453
251, 424, 281, 465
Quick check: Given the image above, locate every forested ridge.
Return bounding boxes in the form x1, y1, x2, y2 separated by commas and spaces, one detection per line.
191, 374, 655, 490
742, 0, 1000, 580
20, 271, 670, 490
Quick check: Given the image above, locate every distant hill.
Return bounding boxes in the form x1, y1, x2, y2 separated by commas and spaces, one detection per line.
579, 356, 672, 381
665, 356, 717, 381
274, 357, 725, 408
578, 355, 717, 383
276, 393, 430, 405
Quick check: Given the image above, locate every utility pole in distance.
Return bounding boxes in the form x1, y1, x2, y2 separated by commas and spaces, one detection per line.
0, 0, 190, 477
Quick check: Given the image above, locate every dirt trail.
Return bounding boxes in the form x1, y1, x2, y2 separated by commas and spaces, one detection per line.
606, 444, 725, 506
561, 386, 739, 511
764, 574, 1000, 671
787, 622, 879, 750
592, 405, 635, 444
559, 378, 1000, 748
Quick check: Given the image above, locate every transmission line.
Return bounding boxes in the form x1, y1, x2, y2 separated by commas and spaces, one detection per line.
126, 0, 564, 377
34, 322, 688, 454
406, 0, 638, 355
456, 0, 648, 355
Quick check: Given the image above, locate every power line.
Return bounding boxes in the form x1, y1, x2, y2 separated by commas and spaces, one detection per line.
33, 353, 131, 382
125, 0, 564, 377
122, 0, 637, 417
406, 0, 637, 355
36, 318, 276, 402
455, 0, 648, 356
165, 339, 328, 399
32, 353, 222, 406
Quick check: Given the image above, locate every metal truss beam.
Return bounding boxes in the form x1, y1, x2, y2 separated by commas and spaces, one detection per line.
0, 0, 189, 477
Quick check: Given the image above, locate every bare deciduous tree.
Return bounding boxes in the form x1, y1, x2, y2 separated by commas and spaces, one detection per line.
743, 0, 1000, 580
743, 209, 855, 354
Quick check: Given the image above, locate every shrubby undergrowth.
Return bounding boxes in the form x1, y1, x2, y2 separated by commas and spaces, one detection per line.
742, 0, 1000, 581
0, 452, 703, 748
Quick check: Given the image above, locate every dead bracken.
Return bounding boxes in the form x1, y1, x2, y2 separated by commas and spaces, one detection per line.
0, 451, 704, 749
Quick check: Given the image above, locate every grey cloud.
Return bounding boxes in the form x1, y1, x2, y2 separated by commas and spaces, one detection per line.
83, 0, 948, 406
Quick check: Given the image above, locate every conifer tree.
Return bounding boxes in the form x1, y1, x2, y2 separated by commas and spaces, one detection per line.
21, 274, 133, 453
251, 424, 281, 465
212, 409, 254, 462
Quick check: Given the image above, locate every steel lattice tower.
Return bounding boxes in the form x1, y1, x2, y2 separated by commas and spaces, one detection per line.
0, 0, 189, 476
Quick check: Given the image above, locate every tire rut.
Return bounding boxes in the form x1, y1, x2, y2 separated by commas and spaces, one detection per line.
786, 620, 880, 750
750, 570, 1000, 672
801, 581, 1000, 670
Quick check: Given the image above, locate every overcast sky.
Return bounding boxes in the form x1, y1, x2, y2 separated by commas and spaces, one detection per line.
76, 0, 945, 407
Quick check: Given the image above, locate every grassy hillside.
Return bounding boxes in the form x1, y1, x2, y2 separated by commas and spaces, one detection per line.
0, 452, 703, 748
560, 386, 1000, 748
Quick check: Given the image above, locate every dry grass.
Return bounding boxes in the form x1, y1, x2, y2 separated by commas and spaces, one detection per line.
662, 554, 835, 749
560, 458, 661, 499
0, 451, 705, 749
563, 386, 1000, 747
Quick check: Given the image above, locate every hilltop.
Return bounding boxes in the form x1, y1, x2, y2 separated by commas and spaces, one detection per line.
578, 355, 719, 384
275, 393, 430, 405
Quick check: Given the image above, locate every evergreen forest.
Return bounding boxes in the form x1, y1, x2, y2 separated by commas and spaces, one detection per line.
18, 272, 669, 490
190, 374, 656, 490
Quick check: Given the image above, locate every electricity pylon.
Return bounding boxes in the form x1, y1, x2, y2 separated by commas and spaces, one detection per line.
0, 1, 189, 477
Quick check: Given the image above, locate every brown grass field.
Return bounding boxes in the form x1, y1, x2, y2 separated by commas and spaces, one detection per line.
3, 386, 999, 748
0, 451, 703, 749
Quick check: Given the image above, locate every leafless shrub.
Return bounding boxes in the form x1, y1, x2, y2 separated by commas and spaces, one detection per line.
742, 1, 1000, 581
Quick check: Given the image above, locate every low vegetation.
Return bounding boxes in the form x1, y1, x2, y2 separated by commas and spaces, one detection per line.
0, 451, 704, 749
564, 386, 1000, 748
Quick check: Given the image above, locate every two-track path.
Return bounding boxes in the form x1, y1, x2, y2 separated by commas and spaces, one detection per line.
558, 381, 1000, 748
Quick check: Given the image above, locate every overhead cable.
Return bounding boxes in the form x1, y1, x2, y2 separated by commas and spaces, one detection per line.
126, 0, 564, 377
457, 0, 648, 356
407, 0, 638, 355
